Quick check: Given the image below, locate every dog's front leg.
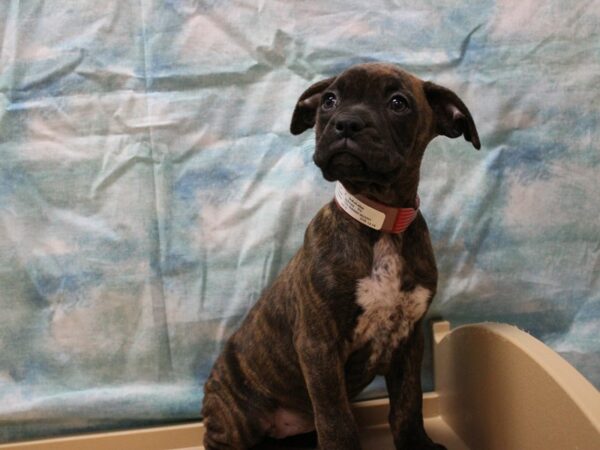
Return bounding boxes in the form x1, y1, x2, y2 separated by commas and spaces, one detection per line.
385, 322, 446, 450
294, 330, 361, 450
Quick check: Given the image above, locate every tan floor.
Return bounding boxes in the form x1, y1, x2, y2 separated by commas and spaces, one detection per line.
359, 417, 469, 450
164, 394, 470, 450
173, 415, 469, 450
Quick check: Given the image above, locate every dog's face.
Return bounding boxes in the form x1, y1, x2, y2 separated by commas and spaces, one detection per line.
291, 63, 480, 192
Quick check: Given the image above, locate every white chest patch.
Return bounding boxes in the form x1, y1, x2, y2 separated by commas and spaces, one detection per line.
352, 235, 431, 369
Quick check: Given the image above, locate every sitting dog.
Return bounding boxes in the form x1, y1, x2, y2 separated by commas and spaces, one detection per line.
201, 62, 480, 450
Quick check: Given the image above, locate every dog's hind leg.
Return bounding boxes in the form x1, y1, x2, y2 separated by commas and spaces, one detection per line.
203, 409, 265, 450
202, 385, 266, 450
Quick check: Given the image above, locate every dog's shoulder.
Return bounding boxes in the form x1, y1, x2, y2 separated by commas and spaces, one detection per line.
303, 201, 375, 276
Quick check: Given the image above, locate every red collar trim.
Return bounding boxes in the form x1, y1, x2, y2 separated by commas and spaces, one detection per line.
334, 182, 419, 234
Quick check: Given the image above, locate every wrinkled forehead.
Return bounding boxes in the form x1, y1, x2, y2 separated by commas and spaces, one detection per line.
330, 63, 421, 98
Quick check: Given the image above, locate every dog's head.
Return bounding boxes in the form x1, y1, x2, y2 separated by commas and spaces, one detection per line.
290, 63, 480, 197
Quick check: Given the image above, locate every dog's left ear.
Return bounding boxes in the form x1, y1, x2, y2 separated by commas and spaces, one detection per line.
290, 76, 335, 135
424, 81, 481, 150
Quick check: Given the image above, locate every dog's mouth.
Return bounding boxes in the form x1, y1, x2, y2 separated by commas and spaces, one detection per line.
314, 139, 364, 181
329, 138, 360, 153
314, 139, 400, 184
329, 152, 364, 169
318, 152, 365, 182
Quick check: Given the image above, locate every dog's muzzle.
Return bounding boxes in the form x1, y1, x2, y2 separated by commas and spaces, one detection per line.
314, 115, 402, 183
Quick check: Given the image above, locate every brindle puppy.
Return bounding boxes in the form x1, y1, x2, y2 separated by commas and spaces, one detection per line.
202, 62, 480, 450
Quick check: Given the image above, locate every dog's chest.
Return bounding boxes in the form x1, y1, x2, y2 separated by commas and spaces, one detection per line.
350, 235, 431, 371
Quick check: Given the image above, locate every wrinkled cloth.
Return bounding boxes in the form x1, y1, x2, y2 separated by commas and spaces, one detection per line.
1, 0, 599, 443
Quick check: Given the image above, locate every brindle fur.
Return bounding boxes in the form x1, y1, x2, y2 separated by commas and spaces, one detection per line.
202, 63, 480, 450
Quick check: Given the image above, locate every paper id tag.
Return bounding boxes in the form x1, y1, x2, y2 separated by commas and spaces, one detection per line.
334, 182, 385, 230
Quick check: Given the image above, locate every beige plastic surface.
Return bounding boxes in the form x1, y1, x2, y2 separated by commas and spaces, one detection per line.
433, 321, 600, 450
1, 321, 598, 450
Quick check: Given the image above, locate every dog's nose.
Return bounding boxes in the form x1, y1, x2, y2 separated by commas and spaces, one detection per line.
335, 116, 365, 138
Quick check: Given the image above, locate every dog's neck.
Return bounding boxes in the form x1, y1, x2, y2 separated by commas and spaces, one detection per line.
334, 182, 419, 234
341, 173, 420, 210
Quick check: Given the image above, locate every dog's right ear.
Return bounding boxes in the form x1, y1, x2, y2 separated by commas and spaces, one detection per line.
290, 77, 335, 135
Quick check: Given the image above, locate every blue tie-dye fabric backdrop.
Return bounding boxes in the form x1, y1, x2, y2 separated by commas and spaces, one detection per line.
1, 0, 599, 443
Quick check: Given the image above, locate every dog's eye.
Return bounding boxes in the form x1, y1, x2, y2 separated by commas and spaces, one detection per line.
389, 95, 409, 113
322, 93, 337, 111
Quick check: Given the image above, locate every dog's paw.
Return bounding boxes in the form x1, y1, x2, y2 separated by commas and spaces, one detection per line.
413, 442, 447, 450
395, 437, 447, 450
